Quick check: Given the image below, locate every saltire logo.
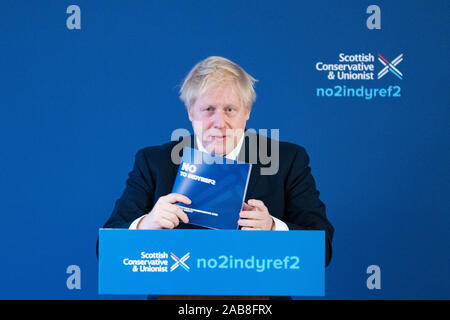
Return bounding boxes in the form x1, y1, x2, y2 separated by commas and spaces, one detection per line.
378, 53, 403, 80
170, 252, 190, 272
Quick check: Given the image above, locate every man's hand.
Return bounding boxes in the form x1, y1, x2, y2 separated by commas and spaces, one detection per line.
238, 199, 274, 230
137, 193, 191, 229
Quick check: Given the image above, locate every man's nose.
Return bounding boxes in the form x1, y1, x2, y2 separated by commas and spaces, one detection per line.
211, 110, 226, 128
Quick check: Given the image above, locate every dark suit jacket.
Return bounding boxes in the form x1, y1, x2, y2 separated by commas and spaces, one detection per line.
102, 132, 334, 267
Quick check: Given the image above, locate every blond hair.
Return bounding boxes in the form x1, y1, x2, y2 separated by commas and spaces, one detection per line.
179, 56, 257, 110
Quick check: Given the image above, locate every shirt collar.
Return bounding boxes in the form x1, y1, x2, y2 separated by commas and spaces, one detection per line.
195, 133, 245, 161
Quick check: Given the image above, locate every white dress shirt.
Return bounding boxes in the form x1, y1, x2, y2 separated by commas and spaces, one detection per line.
129, 134, 289, 230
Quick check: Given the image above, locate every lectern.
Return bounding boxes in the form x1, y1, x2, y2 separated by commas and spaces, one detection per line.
98, 229, 324, 297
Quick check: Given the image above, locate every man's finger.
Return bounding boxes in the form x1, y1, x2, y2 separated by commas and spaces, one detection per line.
239, 210, 264, 220
163, 193, 192, 205
238, 218, 262, 228
161, 202, 189, 224
161, 202, 187, 220
174, 205, 190, 224
248, 199, 267, 211
242, 202, 254, 211
241, 227, 257, 231
160, 211, 180, 227
159, 217, 176, 229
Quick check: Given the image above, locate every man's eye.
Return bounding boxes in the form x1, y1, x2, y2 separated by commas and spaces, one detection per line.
225, 107, 233, 112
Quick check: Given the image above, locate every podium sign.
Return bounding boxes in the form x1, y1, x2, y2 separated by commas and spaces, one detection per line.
98, 229, 325, 296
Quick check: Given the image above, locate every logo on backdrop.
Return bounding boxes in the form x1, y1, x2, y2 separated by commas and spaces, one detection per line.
315, 52, 404, 100
377, 54, 403, 79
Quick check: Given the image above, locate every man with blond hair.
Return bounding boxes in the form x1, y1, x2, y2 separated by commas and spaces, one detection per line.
101, 56, 334, 299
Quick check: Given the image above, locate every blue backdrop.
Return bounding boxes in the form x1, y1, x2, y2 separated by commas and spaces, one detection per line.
0, 0, 449, 299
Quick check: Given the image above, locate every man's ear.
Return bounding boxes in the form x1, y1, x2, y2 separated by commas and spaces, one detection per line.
187, 106, 193, 122
245, 107, 251, 121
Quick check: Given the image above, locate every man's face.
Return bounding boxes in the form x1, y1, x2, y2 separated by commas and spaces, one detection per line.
188, 83, 250, 156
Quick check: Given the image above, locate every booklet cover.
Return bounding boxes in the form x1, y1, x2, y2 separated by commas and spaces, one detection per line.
171, 147, 252, 229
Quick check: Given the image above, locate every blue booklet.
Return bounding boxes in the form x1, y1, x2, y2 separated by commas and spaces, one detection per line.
171, 147, 252, 229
